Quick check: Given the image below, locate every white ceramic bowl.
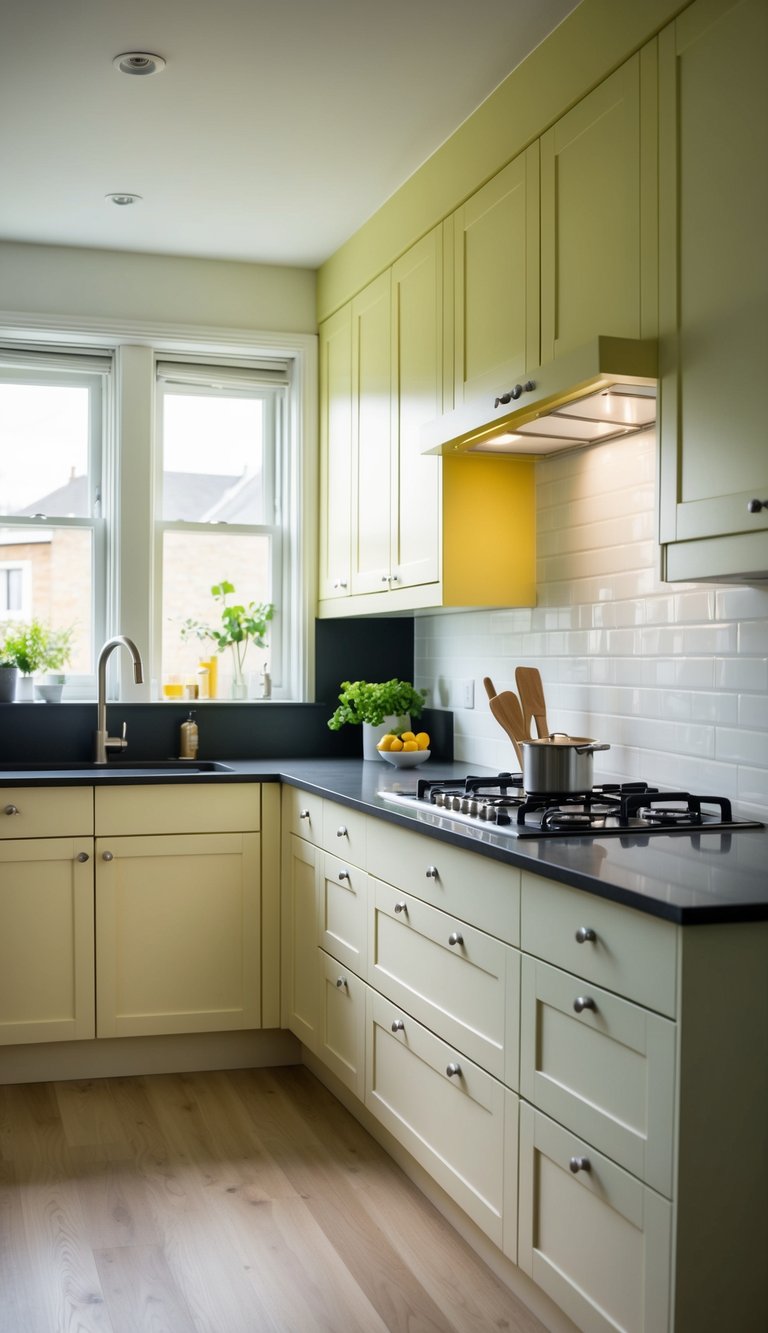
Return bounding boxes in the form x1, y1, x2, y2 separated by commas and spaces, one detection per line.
380, 748, 430, 768
35, 683, 64, 704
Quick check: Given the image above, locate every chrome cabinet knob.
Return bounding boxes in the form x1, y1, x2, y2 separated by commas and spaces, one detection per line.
747, 498, 768, 513
76, 852, 89, 863
448, 931, 464, 947
391, 1018, 405, 1032
338, 869, 350, 881
298, 809, 310, 820
425, 865, 438, 879
573, 996, 597, 1014
394, 901, 408, 915
335, 977, 347, 989
3, 804, 18, 816
102, 851, 114, 861
446, 1062, 462, 1078
569, 1156, 591, 1174
575, 926, 596, 944
336, 825, 347, 838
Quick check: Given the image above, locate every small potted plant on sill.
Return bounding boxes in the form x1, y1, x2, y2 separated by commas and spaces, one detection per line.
327, 678, 428, 760
0, 619, 73, 702
180, 581, 274, 700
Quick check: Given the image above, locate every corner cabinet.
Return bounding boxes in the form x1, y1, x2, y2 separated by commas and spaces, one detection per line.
658, 0, 768, 582
317, 227, 537, 617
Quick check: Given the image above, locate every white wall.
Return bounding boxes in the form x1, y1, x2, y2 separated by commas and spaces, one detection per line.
0, 241, 316, 333
416, 431, 768, 820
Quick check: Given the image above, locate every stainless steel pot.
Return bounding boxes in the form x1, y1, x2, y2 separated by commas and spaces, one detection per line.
521, 733, 610, 794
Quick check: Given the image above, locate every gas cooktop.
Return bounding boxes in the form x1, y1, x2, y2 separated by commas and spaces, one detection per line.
378, 773, 764, 839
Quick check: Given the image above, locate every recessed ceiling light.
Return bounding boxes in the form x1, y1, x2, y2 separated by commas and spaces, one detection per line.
105, 193, 143, 207
112, 51, 166, 76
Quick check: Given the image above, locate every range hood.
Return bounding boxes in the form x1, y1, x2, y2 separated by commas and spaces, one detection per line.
421, 336, 658, 457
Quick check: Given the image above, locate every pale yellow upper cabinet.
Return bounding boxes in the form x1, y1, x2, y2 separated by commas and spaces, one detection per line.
658, 0, 768, 581
450, 146, 540, 407
540, 50, 658, 364
350, 270, 393, 595
318, 301, 353, 601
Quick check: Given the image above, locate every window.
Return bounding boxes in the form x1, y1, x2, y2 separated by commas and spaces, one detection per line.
0, 352, 108, 683
155, 360, 287, 698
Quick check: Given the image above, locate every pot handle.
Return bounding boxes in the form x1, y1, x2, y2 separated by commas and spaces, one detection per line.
575, 742, 611, 755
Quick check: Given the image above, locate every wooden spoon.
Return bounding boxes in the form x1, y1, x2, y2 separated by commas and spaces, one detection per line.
515, 666, 550, 739
483, 680, 526, 768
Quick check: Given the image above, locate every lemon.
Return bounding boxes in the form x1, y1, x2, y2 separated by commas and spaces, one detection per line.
377, 734, 396, 751
402, 740, 418, 752
400, 730, 416, 743
389, 737, 404, 752
415, 731, 430, 750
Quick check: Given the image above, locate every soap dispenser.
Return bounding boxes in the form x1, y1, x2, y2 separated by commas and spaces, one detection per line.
179, 711, 199, 760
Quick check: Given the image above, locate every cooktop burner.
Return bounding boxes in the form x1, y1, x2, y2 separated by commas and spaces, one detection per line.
378, 774, 764, 839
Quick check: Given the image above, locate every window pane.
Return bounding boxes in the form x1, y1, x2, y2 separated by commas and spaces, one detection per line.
161, 392, 265, 522
161, 531, 271, 697
0, 384, 91, 517
0, 526, 92, 672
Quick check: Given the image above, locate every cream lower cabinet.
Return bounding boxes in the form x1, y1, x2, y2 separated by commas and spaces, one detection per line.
94, 784, 262, 1039
0, 787, 95, 1044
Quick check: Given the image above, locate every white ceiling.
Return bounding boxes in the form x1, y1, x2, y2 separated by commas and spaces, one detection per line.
0, 0, 581, 270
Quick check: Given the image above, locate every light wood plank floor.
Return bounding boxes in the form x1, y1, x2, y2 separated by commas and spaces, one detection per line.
0, 1064, 547, 1333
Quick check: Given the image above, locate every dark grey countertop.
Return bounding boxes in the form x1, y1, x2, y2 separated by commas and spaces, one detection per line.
1, 755, 766, 925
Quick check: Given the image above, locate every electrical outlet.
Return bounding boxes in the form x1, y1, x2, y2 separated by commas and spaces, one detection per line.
460, 679, 475, 709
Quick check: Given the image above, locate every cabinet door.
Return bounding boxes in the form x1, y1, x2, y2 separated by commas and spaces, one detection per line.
318, 949, 366, 1099
350, 270, 392, 595
452, 147, 539, 406
658, 0, 768, 577
318, 302, 353, 600
280, 832, 321, 1051
95, 832, 261, 1038
319, 851, 368, 978
540, 52, 656, 363
0, 838, 94, 1044
390, 227, 443, 590
519, 1103, 672, 1333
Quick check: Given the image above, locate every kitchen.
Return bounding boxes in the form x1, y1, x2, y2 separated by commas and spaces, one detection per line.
0, 1, 767, 1331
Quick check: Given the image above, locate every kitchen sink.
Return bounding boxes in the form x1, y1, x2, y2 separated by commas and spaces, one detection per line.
0, 760, 235, 777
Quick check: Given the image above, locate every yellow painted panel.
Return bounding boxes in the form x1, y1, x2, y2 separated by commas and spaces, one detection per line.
442, 456, 536, 606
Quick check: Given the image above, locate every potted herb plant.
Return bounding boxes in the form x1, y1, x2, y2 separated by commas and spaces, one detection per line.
327, 678, 427, 759
181, 580, 274, 699
0, 620, 73, 701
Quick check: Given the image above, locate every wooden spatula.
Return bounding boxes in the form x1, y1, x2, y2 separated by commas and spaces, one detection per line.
483, 677, 526, 767
515, 666, 550, 739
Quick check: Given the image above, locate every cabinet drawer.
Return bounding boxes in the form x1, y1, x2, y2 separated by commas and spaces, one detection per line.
368, 877, 518, 1083
521, 874, 678, 1017
318, 950, 366, 1099
319, 852, 368, 977
322, 800, 366, 863
282, 785, 324, 844
366, 988, 506, 1247
519, 1103, 672, 1333
95, 783, 260, 836
520, 956, 676, 1197
366, 817, 519, 945
0, 786, 93, 838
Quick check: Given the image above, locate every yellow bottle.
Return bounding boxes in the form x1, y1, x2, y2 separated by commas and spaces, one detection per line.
199, 657, 218, 699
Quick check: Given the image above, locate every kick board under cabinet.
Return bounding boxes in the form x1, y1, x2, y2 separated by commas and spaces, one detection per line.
281, 784, 767, 1333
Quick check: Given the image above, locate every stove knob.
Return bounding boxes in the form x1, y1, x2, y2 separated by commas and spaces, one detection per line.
460, 797, 472, 814
468, 799, 480, 817
434, 792, 445, 807
496, 811, 511, 826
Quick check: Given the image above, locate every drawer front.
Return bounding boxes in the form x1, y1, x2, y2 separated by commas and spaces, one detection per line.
322, 800, 367, 864
520, 956, 676, 1197
96, 783, 260, 836
0, 786, 93, 838
366, 988, 506, 1247
282, 785, 324, 843
521, 873, 678, 1017
366, 817, 520, 945
319, 852, 368, 977
318, 949, 366, 1099
368, 876, 517, 1082
518, 1103, 672, 1333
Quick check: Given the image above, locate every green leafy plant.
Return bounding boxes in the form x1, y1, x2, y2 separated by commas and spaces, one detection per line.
0, 620, 73, 675
327, 678, 427, 730
180, 581, 274, 682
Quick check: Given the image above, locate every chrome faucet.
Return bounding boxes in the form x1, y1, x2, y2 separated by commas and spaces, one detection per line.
94, 635, 144, 764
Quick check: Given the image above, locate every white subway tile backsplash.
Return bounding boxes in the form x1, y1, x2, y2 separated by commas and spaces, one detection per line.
415, 432, 768, 818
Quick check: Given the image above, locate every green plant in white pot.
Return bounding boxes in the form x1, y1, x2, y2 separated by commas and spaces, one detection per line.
0, 620, 73, 701
327, 678, 427, 760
